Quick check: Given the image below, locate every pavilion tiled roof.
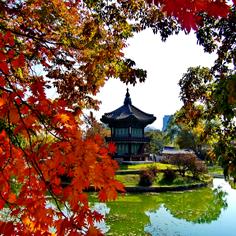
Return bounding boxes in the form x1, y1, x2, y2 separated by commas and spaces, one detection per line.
101, 89, 156, 126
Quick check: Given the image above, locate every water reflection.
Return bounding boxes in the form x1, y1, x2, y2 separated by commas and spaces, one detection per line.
92, 203, 110, 234
144, 179, 236, 236
105, 194, 159, 235
89, 179, 236, 235
158, 187, 228, 224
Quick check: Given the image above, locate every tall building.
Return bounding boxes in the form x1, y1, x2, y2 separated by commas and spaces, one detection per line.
162, 115, 172, 131
101, 89, 156, 161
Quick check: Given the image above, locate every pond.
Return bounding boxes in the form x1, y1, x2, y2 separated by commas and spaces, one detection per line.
92, 178, 236, 236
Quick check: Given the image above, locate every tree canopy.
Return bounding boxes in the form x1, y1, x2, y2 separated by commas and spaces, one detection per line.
0, 0, 234, 234
177, 66, 235, 177
146, 129, 164, 155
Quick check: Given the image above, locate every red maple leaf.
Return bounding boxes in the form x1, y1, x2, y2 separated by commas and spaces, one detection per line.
0, 61, 9, 74
108, 142, 116, 154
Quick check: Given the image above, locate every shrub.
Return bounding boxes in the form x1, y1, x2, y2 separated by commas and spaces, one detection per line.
168, 153, 207, 178
162, 168, 177, 183
139, 170, 155, 186
188, 160, 207, 179
147, 165, 158, 177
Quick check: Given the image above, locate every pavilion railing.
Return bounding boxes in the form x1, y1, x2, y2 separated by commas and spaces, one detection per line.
105, 136, 150, 143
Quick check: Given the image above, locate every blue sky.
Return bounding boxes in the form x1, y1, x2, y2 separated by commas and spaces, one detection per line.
94, 29, 217, 130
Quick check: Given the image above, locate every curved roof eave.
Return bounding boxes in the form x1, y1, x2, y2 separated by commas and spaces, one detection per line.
100, 89, 156, 126
101, 112, 156, 125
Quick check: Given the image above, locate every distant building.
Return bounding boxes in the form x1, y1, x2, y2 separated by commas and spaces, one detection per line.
161, 146, 196, 162
162, 115, 172, 131
150, 147, 194, 162
101, 89, 156, 161
162, 146, 194, 155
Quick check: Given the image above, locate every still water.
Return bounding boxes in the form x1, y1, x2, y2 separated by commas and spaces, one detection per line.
144, 179, 236, 236
95, 178, 236, 236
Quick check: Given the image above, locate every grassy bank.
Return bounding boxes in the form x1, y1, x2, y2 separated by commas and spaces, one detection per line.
207, 165, 223, 175
116, 172, 211, 188
119, 162, 173, 171
116, 162, 212, 189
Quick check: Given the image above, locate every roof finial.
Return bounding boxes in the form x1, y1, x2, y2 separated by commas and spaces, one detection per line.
124, 88, 132, 105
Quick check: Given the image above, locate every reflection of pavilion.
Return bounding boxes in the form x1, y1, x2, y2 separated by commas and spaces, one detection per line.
101, 89, 156, 161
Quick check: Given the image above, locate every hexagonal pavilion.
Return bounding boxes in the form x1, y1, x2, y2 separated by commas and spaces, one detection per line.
101, 89, 156, 161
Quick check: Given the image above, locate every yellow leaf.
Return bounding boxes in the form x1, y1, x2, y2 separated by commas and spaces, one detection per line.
55, 113, 70, 123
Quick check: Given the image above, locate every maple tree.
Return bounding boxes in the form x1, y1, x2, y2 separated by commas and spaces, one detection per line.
0, 0, 233, 235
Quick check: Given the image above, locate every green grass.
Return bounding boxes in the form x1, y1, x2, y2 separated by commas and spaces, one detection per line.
207, 165, 223, 175
115, 172, 209, 187
117, 163, 213, 187
154, 173, 198, 186
115, 174, 140, 186
119, 162, 174, 171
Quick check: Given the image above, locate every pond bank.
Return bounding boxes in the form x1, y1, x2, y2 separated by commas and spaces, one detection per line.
115, 169, 212, 193
87, 179, 212, 193
211, 173, 224, 178
124, 182, 209, 193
